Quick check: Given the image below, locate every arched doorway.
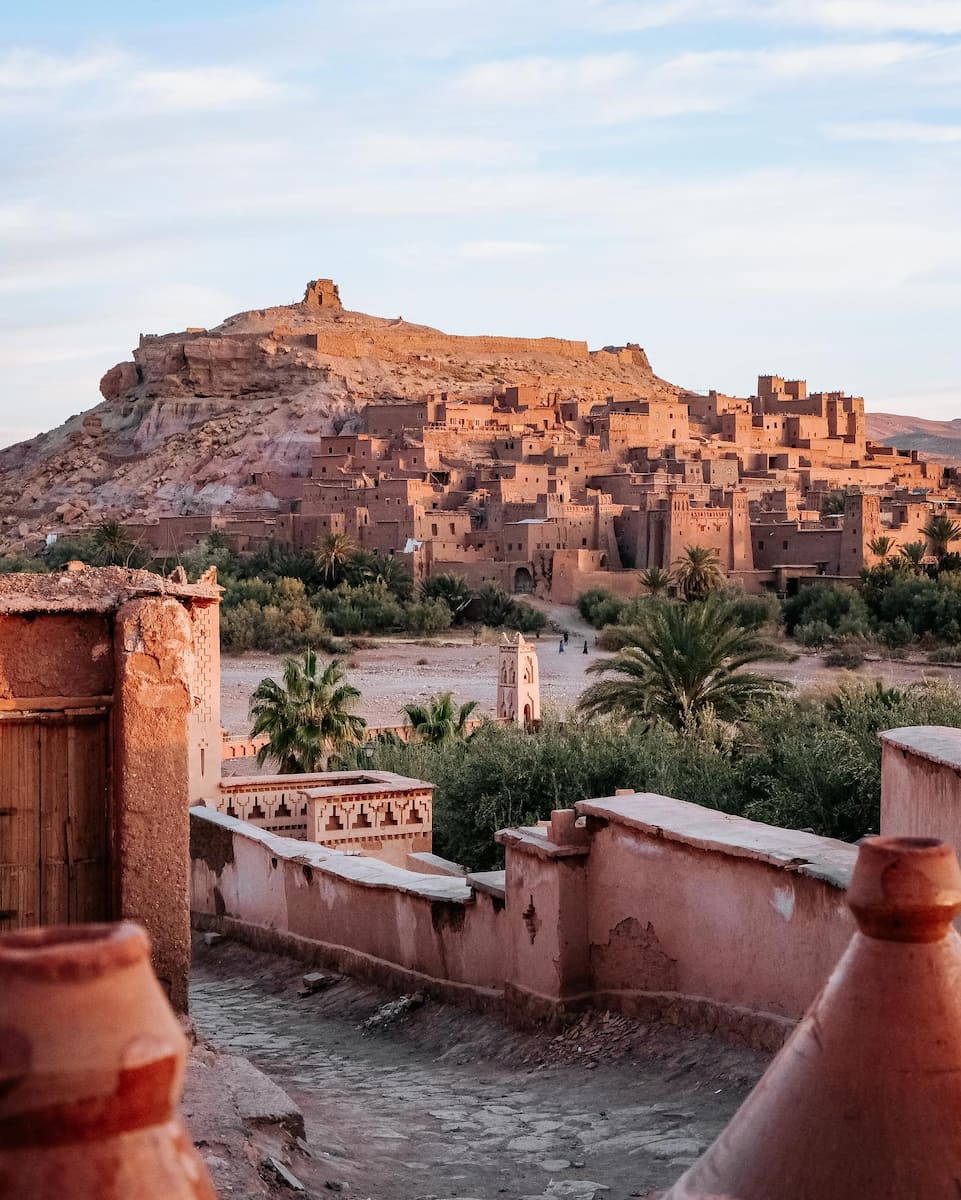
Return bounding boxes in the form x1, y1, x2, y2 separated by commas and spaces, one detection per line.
513, 566, 534, 594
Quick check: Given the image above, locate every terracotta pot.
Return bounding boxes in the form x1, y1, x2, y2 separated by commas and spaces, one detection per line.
0, 922, 216, 1199
664, 836, 961, 1200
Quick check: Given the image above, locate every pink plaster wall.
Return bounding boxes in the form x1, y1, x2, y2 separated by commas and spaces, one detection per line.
192, 786, 859, 1045
584, 820, 852, 1021
881, 728, 961, 854
190, 811, 505, 1001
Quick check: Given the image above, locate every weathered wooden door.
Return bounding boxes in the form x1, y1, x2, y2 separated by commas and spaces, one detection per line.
0, 708, 111, 930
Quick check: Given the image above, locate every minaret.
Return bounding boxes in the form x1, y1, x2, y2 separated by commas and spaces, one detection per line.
496, 633, 540, 729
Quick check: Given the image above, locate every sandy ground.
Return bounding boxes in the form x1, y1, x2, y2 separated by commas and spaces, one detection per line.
192, 936, 766, 1200
220, 600, 961, 737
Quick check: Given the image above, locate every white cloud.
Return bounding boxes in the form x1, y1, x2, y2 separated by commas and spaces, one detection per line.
0, 45, 286, 117
591, 0, 961, 34
452, 41, 931, 121
826, 120, 961, 142
460, 240, 553, 258
123, 66, 288, 114
0, 47, 125, 90
779, 1, 961, 34
346, 132, 526, 168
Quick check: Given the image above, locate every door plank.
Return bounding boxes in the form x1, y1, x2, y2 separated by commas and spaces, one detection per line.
0, 719, 40, 929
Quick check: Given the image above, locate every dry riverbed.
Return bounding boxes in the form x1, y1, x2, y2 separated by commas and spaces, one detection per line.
220, 633, 961, 739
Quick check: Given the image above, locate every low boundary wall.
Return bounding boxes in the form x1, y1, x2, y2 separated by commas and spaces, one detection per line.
192, 790, 857, 1048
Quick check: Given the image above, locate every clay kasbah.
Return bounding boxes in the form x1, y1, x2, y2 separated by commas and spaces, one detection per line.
2, 276, 959, 596
2, 269, 961, 1197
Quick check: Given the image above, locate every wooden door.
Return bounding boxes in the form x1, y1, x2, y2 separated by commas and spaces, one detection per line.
0, 709, 111, 930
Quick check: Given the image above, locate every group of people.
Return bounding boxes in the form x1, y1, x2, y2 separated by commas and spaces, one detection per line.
558, 630, 589, 655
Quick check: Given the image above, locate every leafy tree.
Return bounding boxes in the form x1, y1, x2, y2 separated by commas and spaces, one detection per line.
923, 515, 961, 561
315, 533, 356, 585
250, 650, 365, 772
577, 596, 785, 728
639, 566, 672, 596
868, 535, 897, 564
671, 545, 724, 601
402, 692, 481, 745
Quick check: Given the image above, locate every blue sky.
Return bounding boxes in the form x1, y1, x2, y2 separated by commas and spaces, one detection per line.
2, 1, 961, 447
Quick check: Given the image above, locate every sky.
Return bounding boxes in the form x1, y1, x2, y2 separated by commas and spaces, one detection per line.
2, 1, 961, 448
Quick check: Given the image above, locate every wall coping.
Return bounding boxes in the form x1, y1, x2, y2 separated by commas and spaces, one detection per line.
0, 566, 220, 613
576, 793, 856, 889
880, 726, 961, 773
191, 807, 471, 901
495, 825, 592, 861
467, 870, 507, 899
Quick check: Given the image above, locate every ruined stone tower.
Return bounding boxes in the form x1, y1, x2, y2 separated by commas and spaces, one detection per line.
302, 278, 343, 309
496, 632, 540, 729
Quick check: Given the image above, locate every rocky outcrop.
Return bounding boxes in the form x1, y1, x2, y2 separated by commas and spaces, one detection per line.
0, 279, 678, 553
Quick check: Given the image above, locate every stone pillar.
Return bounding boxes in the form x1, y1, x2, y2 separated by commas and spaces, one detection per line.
495, 810, 591, 1025
112, 596, 195, 1012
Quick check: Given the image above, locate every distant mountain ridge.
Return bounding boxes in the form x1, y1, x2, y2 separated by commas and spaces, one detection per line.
865, 412, 961, 464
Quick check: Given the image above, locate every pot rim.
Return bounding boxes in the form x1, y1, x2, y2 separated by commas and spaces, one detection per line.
0, 921, 149, 981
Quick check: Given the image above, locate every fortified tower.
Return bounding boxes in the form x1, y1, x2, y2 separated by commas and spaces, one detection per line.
840, 491, 882, 576
302, 278, 343, 310
496, 632, 540, 729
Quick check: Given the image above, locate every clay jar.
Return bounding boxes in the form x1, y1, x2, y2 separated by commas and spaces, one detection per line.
664, 836, 961, 1200
0, 921, 216, 1199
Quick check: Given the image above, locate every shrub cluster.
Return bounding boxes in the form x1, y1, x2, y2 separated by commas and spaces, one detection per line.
362, 680, 961, 869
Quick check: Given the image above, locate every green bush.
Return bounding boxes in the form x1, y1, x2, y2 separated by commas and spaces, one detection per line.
795, 620, 834, 649
783, 584, 871, 638
404, 598, 453, 635
823, 642, 867, 669
365, 680, 961, 867
506, 601, 547, 634
577, 588, 627, 629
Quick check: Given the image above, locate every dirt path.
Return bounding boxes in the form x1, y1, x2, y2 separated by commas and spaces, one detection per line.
191, 940, 763, 1200
220, 635, 961, 739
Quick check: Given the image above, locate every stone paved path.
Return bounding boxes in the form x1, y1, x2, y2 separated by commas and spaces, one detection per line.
191, 941, 761, 1200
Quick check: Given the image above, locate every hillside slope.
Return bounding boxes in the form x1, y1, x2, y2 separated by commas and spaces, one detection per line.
865, 412, 961, 463
0, 279, 678, 551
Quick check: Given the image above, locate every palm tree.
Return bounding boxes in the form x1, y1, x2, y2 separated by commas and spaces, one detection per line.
639, 566, 672, 596
577, 596, 784, 729
899, 541, 928, 574
250, 650, 366, 773
672, 545, 724, 601
315, 533, 356, 585
91, 519, 143, 567
473, 583, 514, 627
868, 535, 897, 565
402, 692, 480, 745
345, 551, 412, 597
923, 514, 961, 561
420, 573, 473, 620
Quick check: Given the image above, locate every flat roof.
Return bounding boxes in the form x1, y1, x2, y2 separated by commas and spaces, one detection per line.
0, 565, 221, 615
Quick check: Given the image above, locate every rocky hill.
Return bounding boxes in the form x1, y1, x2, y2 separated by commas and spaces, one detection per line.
864, 412, 961, 464
0, 279, 680, 553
